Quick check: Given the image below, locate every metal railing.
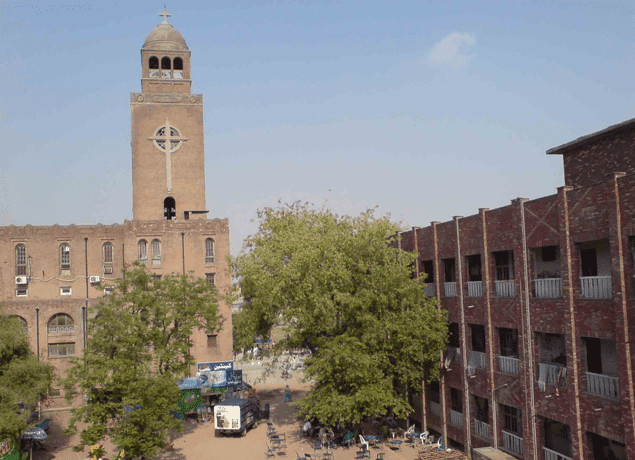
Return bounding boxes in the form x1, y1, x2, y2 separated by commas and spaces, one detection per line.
444, 282, 457, 297
494, 279, 516, 298
470, 350, 487, 369
467, 281, 483, 297
538, 362, 567, 388
450, 409, 463, 427
502, 431, 523, 457
498, 355, 519, 375
543, 447, 572, 460
581, 276, 612, 299
533, 278, 562, 298
424, 284, 435, 297
429, 401, 442, 418
48, 326, 74, 333
473, 419, 490, 439
586, 372, 620, 400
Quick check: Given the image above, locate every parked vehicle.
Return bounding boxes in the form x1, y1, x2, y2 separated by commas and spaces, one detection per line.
214, 396, 260, 437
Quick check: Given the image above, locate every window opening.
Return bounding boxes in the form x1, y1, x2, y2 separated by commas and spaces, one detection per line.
473, 395, 489, 424
502, 404, 522, 436
422, 260, 434, 283
48, 313, 74, 333
164, 196, 176, 220
173, 57, 183, 70
494, 250, 514, 280
60, 243, 71, 270
15, 244, 27, 276
161, 56, 171, 69
48, 342, 75, 357
471, 324, 486, 352
544, 419, 572, 458
60, 287, 72, 296
449, 322, 460, 348
206, 273, 215, 286
138, 240, 148, 260
427, 381, 440, 403
103, 242, 113, 264
450, 387, 462, 413
443, 258, 456, 282
499, 328, 519, 357
467, 254, 482, 281
151, 239, 161, 265
205, 238, 215, 263
542, 246, 558, 262
580, 248, 598, 277
149, 56, 159, 69
207, 334, 218, 348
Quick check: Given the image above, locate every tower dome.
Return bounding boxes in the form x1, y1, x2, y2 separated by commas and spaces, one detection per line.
143, 7, 188, 51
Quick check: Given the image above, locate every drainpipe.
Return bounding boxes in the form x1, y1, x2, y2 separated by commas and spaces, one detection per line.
35, 306, 40, 361
84, 238, 89, 354
181, 232, 186, 275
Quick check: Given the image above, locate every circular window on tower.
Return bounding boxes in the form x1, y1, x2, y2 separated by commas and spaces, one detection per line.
152, 125, 184, 152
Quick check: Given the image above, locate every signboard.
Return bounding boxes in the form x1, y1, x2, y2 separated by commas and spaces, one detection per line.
0, 437, 19, 460
197, 361, 233, 373
226, 369, 243, 387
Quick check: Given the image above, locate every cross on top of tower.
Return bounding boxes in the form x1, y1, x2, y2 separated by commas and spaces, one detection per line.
159, 5, 171, 24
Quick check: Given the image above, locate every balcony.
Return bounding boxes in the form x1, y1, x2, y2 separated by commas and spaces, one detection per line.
502, 431, 523, 457
469, 350, 487, 369
494, 280, 516, 298
533, 278, 562, 299
538, 362, 567, 388
473, 419, 490, 439
429, 401, 442, 418
581, 276, 612, 299
467, 281, 483, 297
444, 282, 457, 297
543, 447, 572, 460
430, 401, 443, 418
450, 409, 463, 427
498, 355, 519, 375
586, 372, 620, 400
424, 284, 435, 297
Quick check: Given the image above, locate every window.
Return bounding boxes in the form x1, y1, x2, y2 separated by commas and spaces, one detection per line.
138, 239, 148, 260
48, 342, 75, 357
103, 242, 113, 264
494, 250, 514, 280
15, 244, 27, 276
60, 287, 72, 296
449, 322, 460, 348
473, 395, 489, 424
422, 260, 434, 283
499, 328, 519, 358
173, 57, 183, 70
10, 315, 27, 334
502, 404, 522, 436
49, 388, 61, 396
544, 419, 572, 458
542, 246, 558, 262
206, 273, 215, 287
149, 56, 159, 69
450, 387, 462, 413
164, 196, 176, 220
48, 313, 74, 333
205, 238, 215, 263
151, 239, 161, 265
16, 288, 28, 297
207, 334, 218, 348
60, 243, 71, 270
471, 324, 486, 353
443, 258, 456, 282
427, 381, 440, 403
467, 254, 482, 281
161, 56, 171, 69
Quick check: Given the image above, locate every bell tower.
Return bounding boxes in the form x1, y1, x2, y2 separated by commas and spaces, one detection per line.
130, 7, 208, 221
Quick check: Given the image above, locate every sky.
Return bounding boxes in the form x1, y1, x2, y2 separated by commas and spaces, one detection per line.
1, 1, 635, 256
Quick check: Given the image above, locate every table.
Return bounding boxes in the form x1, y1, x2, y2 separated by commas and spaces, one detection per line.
389, 440, 403, 451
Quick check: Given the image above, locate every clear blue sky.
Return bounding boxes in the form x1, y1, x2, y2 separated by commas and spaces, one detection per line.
1, 1, 634, 255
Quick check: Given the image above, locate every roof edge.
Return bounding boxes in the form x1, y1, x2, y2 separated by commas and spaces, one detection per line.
546, 116, 635, 155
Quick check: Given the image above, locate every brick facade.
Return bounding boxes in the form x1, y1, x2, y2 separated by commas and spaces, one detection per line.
0, 14, 232, 407
402, 120, 635, 460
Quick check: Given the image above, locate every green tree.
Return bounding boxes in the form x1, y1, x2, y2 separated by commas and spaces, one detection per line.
63, 264, 222, 459
231, 202, 447, 426
0, 312, 54, 459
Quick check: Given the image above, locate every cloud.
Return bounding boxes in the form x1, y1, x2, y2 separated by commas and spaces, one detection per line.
429, 32, 477, 69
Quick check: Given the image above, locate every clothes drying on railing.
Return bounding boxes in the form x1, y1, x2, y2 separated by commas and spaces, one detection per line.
538, 364, 548, 392
556, 366, 567, 389
444, 347, 458, 369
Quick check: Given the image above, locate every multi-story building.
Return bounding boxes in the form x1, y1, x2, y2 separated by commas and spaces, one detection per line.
0, 9, 232, 405
400, 117, 635, 460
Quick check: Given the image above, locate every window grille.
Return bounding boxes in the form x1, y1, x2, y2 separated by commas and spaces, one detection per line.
15, 244, 27, 276
60, 243, 71, 270
205, 238, 215, 263
138, 240, 148, 260
103, 242, 113, 264
206, 273, 215, 286
48, 313, 74, 333
48, 342, 75, 357
151, 239, 161, 265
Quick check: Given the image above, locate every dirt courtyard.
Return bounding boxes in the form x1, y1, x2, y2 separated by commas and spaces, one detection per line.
35, 362, 456, 460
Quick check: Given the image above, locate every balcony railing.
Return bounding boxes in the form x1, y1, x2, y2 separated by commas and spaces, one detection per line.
444, 282, 457, 297
538, 362, 567, 388
473, 419, 490, 439
543, 447, 572, 460
581, 276, 612, 299
495, 279, 516, 298
424, 284, 435, 297
498, 355, 519, 375
470, 350, 487, 369
48, 326, 75, 333
467, 281, 483, 297
533, 278, 562, 298
450, 409, 463, 427
429, 401, 442, 418
502, 431, 523, 457
586, 372, 620, 400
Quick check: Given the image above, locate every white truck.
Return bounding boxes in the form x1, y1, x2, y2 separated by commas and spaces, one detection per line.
214, 396, 260, 437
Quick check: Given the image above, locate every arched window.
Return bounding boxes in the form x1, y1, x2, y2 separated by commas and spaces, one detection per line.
10, 315, 27, 334
151, 239, 161, 265
60, 243, 71, 271
48, 313, 74, 333
161, 56, 171, 69
15, 244, 27, 276
149, 56, 159, 69
138, 239, 148, 261
173, 57, 183, 70
103, 242, 113, 264
164, 196, 176, 220
205, 238, 215, 264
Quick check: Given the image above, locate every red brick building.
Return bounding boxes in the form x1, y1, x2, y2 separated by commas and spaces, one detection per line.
399, 117, 635, 460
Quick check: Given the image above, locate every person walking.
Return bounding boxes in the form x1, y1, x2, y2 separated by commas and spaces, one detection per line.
284, 384, 291, 402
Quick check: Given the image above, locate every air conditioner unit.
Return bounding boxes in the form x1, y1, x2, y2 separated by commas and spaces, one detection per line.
89, 276, 101, 284
15, 276, 28, 285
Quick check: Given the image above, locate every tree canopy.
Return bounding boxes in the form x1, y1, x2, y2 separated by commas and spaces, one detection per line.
63, 265, 222, 459
0, 311, 53, 459
232, 202, 447, 426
